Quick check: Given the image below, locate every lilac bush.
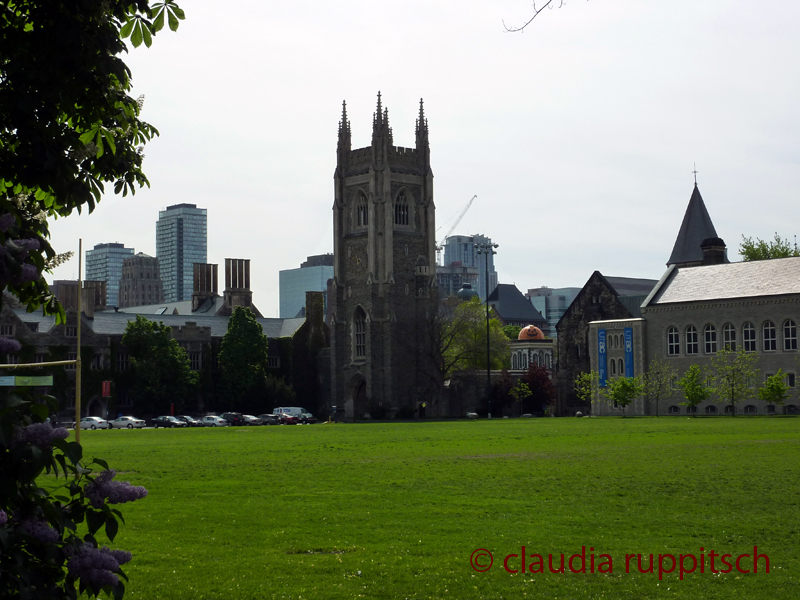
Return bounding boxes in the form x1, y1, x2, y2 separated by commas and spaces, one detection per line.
1, 393, 147, 599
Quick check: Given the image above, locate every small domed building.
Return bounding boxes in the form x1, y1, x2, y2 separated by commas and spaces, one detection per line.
510, 324, 554, 371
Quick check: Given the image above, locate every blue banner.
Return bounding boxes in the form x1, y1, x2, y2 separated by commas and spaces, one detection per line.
598, 329, 607, 387
624, 327, 634, 377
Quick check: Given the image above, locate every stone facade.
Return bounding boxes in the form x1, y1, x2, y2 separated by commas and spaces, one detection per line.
330, 95, 438, 420
118, 253, 164, 308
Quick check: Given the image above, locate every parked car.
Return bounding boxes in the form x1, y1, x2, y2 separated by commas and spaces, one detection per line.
108, 416, 146, 429
176, 415, 203, 427
257, 413, 280, 425
201, 415, 229, 427
152, 416, 186, 428
80, 417, 109, 430
242, 414, 261, 426
220, 412, 246, 426
299, 411, 317, 424
276, 412, 300, 425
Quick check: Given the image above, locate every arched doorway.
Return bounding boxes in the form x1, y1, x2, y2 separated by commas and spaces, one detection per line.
345, 375, 367, 422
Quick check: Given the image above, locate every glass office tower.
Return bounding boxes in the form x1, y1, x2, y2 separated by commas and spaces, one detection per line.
85, 243, 135, 307
156, 204, 207, 302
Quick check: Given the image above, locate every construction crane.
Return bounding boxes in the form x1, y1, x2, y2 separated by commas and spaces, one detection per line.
436, 195, 477, 266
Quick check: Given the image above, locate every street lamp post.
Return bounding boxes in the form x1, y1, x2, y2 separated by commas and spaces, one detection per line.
474, 242, 498, 419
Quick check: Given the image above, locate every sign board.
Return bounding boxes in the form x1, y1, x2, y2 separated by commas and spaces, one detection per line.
14, 376, 54, 387
624, 327, 634, 377
102, 380, 111, 397
598, 329, 607, 387
0, 376, 15, 387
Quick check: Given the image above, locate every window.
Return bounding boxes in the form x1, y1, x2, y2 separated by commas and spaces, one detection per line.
0, 325, 13, 336
722, 323, 736, 351
617, 358, 624, 376
26, 322, 38, 333
705, 405, 717, 414
523, 353, 529, 368
65, 326, 77, 338
189, 352, 202, 371
766, 405, 776, 414
704, 325, 717, 354
354, 308, 366, 359
787, 373, 796, 388
512, 354, 518, 370
118, 391, 132, 407
763, 321, 776, 351
667, 326, 680, 355
784, 319, 797, 351
5, 354, 19, 365
531, 354, 537, 367
65, 353, 77, 371
668, 405, 680, 414
724, 405, 736, 415
743, 405, 757, 414
686, 326, 698, 355
117, 353, 129, 372
357, 198, 368, 227
743, 322, 756, 352
610, 359, 616, 376
687, 406, 697, 414
394, 193, 409, 226
267, 356, 280, 368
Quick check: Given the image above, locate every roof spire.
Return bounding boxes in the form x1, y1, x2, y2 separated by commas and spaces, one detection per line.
338, 100, 350, 136
692, 162, 698, 186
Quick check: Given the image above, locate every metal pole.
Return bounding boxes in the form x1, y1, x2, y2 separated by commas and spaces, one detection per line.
75, 239, 82, 444
485, 250, 491, 420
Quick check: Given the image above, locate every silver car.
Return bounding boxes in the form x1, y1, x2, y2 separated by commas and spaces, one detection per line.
80, 416, 109, 430
201, 415, 229, 427
109, 416, 146, 429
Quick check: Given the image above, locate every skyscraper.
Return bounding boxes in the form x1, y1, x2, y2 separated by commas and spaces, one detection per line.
439, 234, 498, 302
156, 203, 207, 302
279, 254, 334, 318
84, 243, 134, 307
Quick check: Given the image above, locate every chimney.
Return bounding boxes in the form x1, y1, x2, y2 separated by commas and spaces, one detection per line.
700, 237, 727, 266
221, 258, 257, 315
192, 263, 219, 311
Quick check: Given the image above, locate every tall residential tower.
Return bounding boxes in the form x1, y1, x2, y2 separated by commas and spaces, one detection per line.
85, 243, 134, 307
156, 203, 207, 302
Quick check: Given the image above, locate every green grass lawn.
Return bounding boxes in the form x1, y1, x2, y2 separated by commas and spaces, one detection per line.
67, 417, 799, 599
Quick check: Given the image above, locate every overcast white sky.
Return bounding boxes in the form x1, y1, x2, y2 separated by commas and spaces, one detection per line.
47, 0, 800, 316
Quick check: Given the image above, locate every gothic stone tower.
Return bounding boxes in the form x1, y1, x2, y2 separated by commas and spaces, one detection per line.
331, 94, 437, 420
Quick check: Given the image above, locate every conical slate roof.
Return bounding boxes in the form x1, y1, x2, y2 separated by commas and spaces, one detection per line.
667, 184, 727, 266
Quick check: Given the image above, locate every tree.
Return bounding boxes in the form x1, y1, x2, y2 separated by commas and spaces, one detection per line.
602, 376, 642, 417
502, 324, 522, 340
642, 357, 677, 417
0, 1, 184, 317
122, 315, 198, 415
710, 349, 759, 415
523, 364, 556, 415
739, 233, 800, 261
676, 364, 713, 415
218, 307, 269, 413
509, 381, 532, 416
758, 369, 790, 410
503, 0, 584, 33
574, 371, 599, 407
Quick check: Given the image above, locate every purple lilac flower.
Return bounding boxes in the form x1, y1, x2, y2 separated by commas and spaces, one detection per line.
20, 518, 60, 543
0, 213, 14, 232
15, 422, 68, 448
13, 238, 40, 253
14, 263, 40, 284
0, 510, 7, 525
84, 470, 147, 509
67, 544, 132, 588
0, 337, 21, 353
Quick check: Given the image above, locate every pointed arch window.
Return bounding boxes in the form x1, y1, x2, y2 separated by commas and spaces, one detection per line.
394, 193, 409, 226
353, 308, 366, 359
356, 195, 368, 227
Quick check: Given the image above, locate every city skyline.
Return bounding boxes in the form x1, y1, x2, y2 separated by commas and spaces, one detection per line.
45, 1, 800, 317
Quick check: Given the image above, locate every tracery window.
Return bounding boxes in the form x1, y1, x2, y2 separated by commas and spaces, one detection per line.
356, 195, 368, 227
394, 193, 409, 226
354, 308, 366, 359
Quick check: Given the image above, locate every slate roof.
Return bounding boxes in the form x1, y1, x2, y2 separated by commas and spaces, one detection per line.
13, 309, 305, 339
111, 296, 226, 316
667, 184, 728, 266
487, 284, 546, 324
646, 256, 800, 305
604, 276, 659, 297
